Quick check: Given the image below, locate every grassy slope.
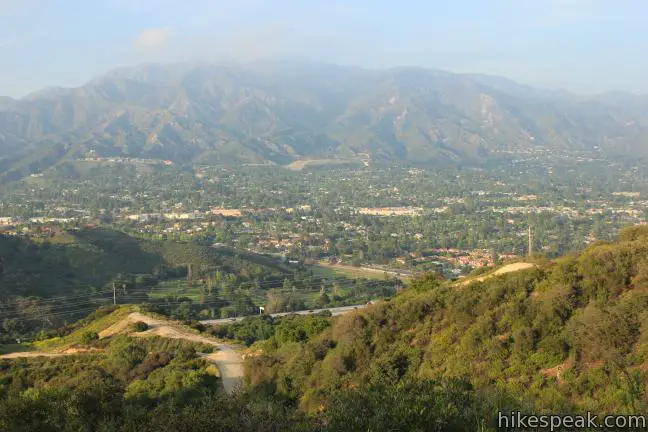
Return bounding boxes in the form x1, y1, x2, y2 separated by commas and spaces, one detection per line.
34, 306, 135, 351
150, 279, 203, 301
29, 306, 217, 355
0, 229, 161, 297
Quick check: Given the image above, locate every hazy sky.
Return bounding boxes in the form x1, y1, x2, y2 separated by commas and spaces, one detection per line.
1, 0, 647, 97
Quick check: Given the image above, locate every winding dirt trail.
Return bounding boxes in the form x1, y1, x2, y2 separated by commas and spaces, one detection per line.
104, 312, 244, 393
120, 313, 244, 393
0, 352, 64, 359
1, 312, 244, 394
201, 346, 244, 394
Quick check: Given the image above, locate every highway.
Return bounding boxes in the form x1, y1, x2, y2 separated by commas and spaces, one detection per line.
199, 304, 368, 326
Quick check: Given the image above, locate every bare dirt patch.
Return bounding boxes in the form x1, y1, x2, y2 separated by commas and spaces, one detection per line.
458, 262, 537, 286
99, 316, 134, 339
540, 357, 574, 385
61, 347, 103, 355
0, 352, 65, 359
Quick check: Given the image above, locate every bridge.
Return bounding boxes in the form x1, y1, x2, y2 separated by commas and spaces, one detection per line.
199, 304, 369, 326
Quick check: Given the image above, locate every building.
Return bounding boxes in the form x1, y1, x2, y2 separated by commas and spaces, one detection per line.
357, 207, 423, 216
0, 217, 14, 226
211, 208, 244, 217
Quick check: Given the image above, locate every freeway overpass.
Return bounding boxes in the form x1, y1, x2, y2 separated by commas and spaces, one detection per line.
199, 304, 369, 326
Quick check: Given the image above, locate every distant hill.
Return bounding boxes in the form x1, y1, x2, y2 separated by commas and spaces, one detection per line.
1, 61, 648, 181
0, 228, 288, 299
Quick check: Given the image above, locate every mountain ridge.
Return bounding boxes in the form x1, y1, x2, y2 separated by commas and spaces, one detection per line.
2, 60, 648, 181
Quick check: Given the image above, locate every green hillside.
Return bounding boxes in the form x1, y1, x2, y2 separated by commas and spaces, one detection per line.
4, 227, 648, 430
246, 225, 648, 419
0, 310, 222, 431
0, 227, 287, 298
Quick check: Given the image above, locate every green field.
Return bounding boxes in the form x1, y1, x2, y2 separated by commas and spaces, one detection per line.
309, 263, 410, 282
149, 279, 203, 301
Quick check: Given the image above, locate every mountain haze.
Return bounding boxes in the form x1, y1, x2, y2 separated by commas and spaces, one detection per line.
1, 61, 648, 180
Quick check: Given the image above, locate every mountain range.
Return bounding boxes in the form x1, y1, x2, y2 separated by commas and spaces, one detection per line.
1, 60, 647, 180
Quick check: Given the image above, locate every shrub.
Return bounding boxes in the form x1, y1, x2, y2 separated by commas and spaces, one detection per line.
134, 322, 149, 332
190, 322, 206, 333
107, 338, 148, 378
80, 331, 99, 345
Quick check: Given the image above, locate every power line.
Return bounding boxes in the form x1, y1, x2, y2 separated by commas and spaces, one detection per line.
0, 287, 115, 309
5, 287, 374, 318
0, 277, 396, 320
0, 275, 395, 310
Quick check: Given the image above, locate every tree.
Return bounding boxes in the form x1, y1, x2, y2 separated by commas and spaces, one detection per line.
570, 301, 646, 410
282, 278, 295, 293
408, 271, 444, 293
265, 289, 288, 314
317, 292, 331, 308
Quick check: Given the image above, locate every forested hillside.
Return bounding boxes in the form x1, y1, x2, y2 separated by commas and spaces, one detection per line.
0, 227, 291, 339
245, 225, 648, 421
0, 227, 287, 299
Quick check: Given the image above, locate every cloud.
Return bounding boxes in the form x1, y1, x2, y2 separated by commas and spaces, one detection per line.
133, 27, 174, 50
127, 22, 291, 65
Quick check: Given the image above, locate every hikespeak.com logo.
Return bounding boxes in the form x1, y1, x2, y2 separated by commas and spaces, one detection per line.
498, 411, 647, 431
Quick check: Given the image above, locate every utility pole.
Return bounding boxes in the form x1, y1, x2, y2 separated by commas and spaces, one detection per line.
113, 281, 117, 305
528, 225, 533, 257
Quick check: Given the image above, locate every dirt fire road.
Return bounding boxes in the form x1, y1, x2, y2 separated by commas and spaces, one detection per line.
1, 312, 245, 394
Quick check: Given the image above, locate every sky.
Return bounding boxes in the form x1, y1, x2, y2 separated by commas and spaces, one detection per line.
0, 0, 647, 98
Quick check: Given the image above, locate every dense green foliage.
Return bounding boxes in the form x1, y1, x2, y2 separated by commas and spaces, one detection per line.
134, 321, 149, 332
208, 314, 331, 347
0, 310, 498, 431
245, 226, 648, 419
0, 376, 507, 432
0, 384, 315, 432
80, 331, 98, 345
0, 335, 219, 406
